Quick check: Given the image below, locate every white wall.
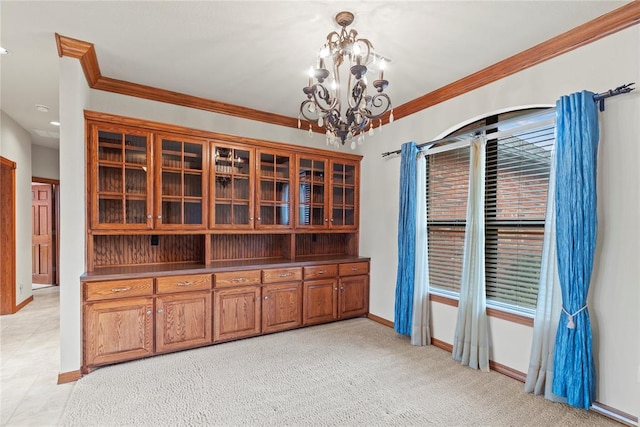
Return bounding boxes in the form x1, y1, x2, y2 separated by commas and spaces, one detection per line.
0, 111, 33, 306
359, 26, 640, 417
31, 145, 60, 180
58, 57, 89, 373
89, 91, 333, 152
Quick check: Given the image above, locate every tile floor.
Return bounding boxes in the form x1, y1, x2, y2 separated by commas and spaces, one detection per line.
1, 287, 74, 426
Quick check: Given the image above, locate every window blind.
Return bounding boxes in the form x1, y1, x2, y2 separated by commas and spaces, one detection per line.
426, 109, 555, 311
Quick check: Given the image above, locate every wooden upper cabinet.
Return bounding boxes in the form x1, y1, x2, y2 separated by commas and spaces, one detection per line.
329, 159, 359, 230
210, 142, 254, 229
296, 155, 328, 229
155, 135, 208, 229
90, 125, 153, 230
256, 149, 293, 229
296, 156, 359, 230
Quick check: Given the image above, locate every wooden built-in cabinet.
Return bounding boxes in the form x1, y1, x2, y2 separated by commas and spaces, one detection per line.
296, 156, 359, 230
82, 260, 369, 371
82, 111, 369, 374
302, 262, 369, 325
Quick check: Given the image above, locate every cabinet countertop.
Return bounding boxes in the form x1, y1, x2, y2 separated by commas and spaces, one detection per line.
81, 255, 371, 282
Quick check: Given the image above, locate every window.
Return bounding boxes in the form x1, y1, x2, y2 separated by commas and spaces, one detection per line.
426, 108, 555, 313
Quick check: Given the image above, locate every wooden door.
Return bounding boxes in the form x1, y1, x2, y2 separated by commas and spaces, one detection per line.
84, 297, 154, 367
302, 279, 338, 325
156, 135, 208, 229
91, 126, 153, 230
210, 143, 254, 229
256, 149, 293, 229
32, 184, 54, 284
339, 275, 369, 319
213, 286, 261, 342
0, 157, 16, 314
262, 283, 302, 333
156, 291, 212, 353
329, 159, 359, 230
296, 155, 328, 229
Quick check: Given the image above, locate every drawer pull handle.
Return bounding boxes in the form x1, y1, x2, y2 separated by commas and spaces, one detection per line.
111, 287, 131, 293
351, 267, 359, 271
278, 273, 292, 277
231, 278, 246, 283
318, 270, 327, 274
177, 281, 193, 287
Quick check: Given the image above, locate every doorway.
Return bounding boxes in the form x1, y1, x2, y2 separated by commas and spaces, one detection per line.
1, 156, 17, 314
31, 177, 60, 287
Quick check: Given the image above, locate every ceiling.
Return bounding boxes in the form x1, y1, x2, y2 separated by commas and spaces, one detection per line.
0, 1, 629, 149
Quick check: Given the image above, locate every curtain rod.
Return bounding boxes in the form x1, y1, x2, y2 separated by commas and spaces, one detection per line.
381, 82, 635, 158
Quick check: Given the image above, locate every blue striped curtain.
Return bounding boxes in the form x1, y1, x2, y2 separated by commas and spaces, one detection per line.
394, 142, 418, 336
552, 91, 598, 409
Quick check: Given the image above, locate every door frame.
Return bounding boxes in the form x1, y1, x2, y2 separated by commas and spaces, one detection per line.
32, 177, 60, 285
1, 156, 17, 314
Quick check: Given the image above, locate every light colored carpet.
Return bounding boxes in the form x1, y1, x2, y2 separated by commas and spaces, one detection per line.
60, 318, 618, 426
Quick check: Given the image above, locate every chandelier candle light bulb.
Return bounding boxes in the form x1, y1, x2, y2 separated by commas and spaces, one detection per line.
299, 11, 392, 148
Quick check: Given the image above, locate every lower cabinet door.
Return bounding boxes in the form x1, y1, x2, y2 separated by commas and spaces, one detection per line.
339, 275, 369, 319
303, 279, 338, 325
84, 297, 154, 367
155, 291, 212, 353
214, 286, 261, 342
262, 283, 302, 333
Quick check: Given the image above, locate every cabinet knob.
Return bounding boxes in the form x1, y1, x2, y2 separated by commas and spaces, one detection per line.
255, 296, 261, 301
318, 270, 327, 274
157, 215, 162, 219
249, 217, 253, 221
330, 218, 334, 222
334, 287, 338, 291
157, 309, 164, 314
147, 214, 152, 219
340, 286, 344, 290
264, 296, 269, 300
325, 218, 328, 222
257, 217, 261, 221
146, 310, 152, 315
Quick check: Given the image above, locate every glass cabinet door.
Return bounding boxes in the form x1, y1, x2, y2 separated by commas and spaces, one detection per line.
211, 144, 253, 228
330, 160, 357, 229
297, 156, 327, 228
94, 127, 151, 229
256, 150, 292, 228
157, 136, 206, 228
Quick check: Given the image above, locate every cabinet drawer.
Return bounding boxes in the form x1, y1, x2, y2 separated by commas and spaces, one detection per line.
214, 270, 261, 288
262, 267, 302, 284
85, 278, 153, 302
339, 262, 369, 277
304, 264, 338, 280
156, 274, 212, 294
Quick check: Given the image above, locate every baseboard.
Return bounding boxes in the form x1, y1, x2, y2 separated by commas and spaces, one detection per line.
592, 402, 638, 426
58, 370, 82, 384
431, 337, 453, 352
366, 313, 394, 328
15, 296, 33, 312
489, 360, 527, 383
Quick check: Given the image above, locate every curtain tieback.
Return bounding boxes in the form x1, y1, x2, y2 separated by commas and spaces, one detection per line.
562, 305, 587, 329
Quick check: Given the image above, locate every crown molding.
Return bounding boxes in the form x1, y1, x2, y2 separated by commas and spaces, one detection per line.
54, 34, 316, 133
391, 1, 640, 120
55, 2, 639, 132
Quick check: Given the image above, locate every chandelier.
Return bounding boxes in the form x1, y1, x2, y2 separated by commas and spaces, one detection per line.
299, 11, 393, 149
